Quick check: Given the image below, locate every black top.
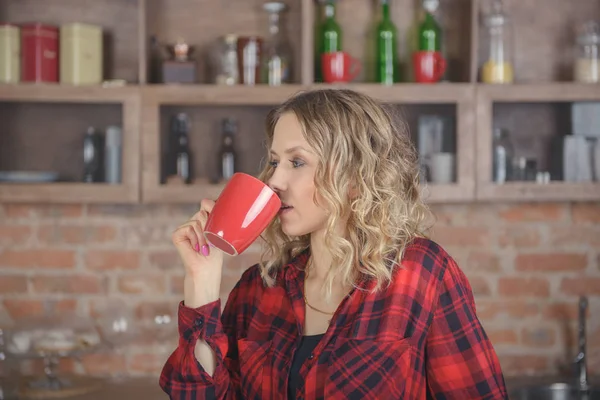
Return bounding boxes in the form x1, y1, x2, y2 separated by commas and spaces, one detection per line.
288, 334, 325, 400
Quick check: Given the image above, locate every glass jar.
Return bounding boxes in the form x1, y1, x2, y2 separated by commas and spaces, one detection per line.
261, 1, 293, 85
574, 20, 600, 83
211, 34, 239, 85
480, 0, 514, 84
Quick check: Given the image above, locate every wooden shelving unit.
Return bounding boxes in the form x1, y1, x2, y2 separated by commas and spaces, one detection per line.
0, 0, 598, 204
476, 83, 600, 202
0, 85, 141, 204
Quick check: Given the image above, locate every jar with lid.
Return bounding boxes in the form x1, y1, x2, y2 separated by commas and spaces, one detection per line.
260, 1, 293, 85
211, 34, 239, 85
480, 0, 514, 84
574, 20, 599, 83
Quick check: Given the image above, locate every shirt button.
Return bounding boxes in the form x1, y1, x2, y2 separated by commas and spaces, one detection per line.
195, 318, 204, 327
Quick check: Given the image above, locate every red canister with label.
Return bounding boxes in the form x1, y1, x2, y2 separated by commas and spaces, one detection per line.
20, 23, 59, 82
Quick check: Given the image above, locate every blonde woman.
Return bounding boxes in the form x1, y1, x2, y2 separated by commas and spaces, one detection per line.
160, 89, 507, 399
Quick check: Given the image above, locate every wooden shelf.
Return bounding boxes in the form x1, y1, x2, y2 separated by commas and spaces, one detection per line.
309, 83, 474, 104
476, 182, 600, 202
143, 180, 226, 204
477, 83, 600, 102
0, 183, 138, 204
0, 84, 140, 103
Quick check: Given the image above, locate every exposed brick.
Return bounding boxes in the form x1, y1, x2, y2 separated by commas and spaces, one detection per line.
0, 249, 76, 269
85, 250, 140, 271
0, 275, 28, 294
543, 302, 580, 320
498, 227, 541, 248
571, 203, 600, 224
499, 203, 565, 222
170, 274, 184, 295
476, 300, 540, 321
117, 274, 167, 294
3, 299, 77, 320
38, 205, 84, 218
0, 225, 32, 246
430, 226, 490, 247
498, 277, 550, 297
486, 329, 519, 345
38, 224, 118, 245
3, 205, 34, 218
466, 252, 501, 272
135, 301, 178, 321
466, 276, 492, 297
560, 277, 600, 295
148, 250, 182, 271
80, 353, 127, 376
498, 354, 550, 376
521, 326, 557, 347
515, 253, 588, 272
128, 353, 168, 375
548, 226, 600, 247
31, 275, 106, 294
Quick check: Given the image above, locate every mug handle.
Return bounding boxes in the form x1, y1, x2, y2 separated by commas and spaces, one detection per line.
349, 56, 362, 81
433, 53, 447, 81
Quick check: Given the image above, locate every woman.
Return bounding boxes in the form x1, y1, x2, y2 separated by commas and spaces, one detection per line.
160, 89, 508, 399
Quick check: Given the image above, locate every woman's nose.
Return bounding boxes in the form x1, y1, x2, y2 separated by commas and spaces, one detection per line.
267, 168, 286, 193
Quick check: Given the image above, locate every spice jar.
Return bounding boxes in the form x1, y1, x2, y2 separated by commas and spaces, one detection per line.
211, 34, 239, 85
574, 20, 599, 83
480, 0, 514, 84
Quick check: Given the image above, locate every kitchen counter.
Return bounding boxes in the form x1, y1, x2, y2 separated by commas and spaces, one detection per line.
2, 378, 167, 400
3, 374, 597, 399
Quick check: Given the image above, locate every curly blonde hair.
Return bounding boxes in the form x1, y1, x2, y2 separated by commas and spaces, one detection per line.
257, 88, 431, 297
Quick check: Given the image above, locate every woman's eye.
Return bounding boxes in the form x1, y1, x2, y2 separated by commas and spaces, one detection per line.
268, 160, 279, 168
291, 159, 305, 168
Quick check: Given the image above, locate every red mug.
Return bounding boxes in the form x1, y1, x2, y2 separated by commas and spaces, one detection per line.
204, 173, 281, 256
412, 51, 446, 83
321, 51, 361, 83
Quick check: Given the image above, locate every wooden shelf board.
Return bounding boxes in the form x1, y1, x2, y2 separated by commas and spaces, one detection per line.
0, 183, 138, 204
476, 182, 600, 202
142, 181, 474, 204
142, 180, 227, 203
478, 83, 600, 102
421, 183, 475, 203
0, 84, 139, 103
310, 83, 475, 104
142, 84, 306, 106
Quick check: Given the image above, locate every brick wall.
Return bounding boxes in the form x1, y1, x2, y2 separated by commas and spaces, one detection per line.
0, 202, 598, 379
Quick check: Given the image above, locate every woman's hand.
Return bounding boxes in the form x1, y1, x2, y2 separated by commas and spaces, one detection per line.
171, 199, 224, 308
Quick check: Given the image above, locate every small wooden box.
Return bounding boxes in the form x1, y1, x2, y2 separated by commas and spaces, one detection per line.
60, 23, 103, 85
0, 23, 20, 83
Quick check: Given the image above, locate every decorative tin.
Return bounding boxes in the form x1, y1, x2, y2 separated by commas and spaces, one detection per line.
60, 23, 103, 85
0, 23, 20, 83
20, 23, 59, 83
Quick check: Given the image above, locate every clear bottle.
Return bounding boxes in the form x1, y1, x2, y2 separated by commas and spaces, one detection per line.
480, 0, 514, 84
261, 2, 293, 85
574, 21, 600, 83
219, 118, 237, 181
492, 127, 514, 183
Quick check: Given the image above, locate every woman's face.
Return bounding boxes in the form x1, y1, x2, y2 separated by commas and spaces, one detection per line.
267, 112, 330, 238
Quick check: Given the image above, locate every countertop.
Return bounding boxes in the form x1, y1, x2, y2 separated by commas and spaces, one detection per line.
2, 374, 597, 399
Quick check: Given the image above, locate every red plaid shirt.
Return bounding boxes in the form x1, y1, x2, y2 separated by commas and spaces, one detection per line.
159, 238, 508, 399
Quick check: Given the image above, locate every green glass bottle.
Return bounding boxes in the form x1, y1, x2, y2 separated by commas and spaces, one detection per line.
315, 0, 342, 82
418, 0, 442, 52
375, 0, 399, 84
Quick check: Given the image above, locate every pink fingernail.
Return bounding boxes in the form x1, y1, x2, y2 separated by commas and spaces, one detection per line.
195, 243, 200, 252
201, 244, 209, 256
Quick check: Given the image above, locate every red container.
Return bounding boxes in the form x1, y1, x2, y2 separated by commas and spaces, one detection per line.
20, 23, 59, 83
